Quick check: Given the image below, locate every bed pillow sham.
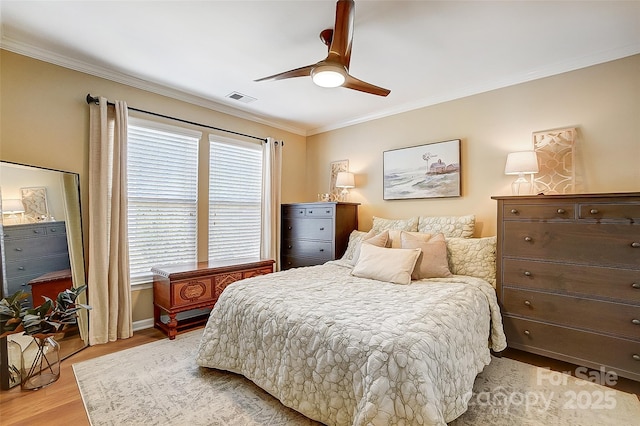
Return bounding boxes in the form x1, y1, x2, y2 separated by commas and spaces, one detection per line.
349, 230, 389, 266
400, 232, 452, 280
417, 215, 475, 238
340, 230, 368, 262
351, 244, 421, 285
371, 216, 419, 233
446, 236, 497, 287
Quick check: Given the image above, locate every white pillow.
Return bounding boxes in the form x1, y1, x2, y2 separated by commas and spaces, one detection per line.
350, 230, 389, 265
400, 232, 452, 280
371, 216, 419, 233
446, 236, 497, 287
418, 215, 475, 238
351, 244, 421, 285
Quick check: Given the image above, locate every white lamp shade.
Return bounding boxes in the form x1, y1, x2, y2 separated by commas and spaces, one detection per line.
504, 151, 539, 175
335, 172, 355, 188
2, 199, 25, 214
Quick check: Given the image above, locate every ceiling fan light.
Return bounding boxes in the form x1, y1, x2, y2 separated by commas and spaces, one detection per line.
311, 64, 346, 88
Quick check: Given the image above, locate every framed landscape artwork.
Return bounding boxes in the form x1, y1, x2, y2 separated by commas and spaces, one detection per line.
383, 139, 461, 200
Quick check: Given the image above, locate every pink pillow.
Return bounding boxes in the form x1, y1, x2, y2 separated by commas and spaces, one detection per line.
400, 232, 452, 280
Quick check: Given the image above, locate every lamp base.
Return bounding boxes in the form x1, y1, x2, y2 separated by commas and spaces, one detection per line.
511, 175, 533, 195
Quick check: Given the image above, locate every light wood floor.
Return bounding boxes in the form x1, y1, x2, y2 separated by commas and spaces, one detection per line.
1, 329, 638, 425
0, 328, 167, 426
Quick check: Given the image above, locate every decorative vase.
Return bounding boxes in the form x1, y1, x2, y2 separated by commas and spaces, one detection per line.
7, 338, 23, 388
21, 336, 60, 390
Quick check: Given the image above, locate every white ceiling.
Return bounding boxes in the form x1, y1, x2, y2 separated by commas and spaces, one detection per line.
2, 1, 639, 136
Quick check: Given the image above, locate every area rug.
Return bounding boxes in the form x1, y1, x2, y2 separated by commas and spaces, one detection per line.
73, 330, 640, 426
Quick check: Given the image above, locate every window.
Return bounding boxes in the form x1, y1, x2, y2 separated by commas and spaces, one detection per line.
127, 119, 201, 284
209, 136, 263, 261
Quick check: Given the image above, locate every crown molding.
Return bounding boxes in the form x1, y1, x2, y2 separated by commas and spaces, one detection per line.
307, 44, 640, 136
1, 37, 308, 136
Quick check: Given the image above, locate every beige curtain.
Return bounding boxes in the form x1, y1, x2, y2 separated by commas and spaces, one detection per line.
261, 138, 283, 270
87, 97, 132, 345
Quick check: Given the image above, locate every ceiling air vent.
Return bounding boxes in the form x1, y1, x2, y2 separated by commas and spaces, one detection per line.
226, 92, 257, 103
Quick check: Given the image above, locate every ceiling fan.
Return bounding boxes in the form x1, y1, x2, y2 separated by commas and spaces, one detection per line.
255, 0, 390, 97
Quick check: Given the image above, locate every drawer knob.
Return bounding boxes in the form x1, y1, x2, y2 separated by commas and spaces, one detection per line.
524, 330, 531, 336
632, 319, 640, 325
15, 247, 23, 252
287, 245, 292, 249
18, 266, 25, 271
633, 354, 640, 361
633, 283, 640, 289
326, 210, 331, 213
524, 300, 531, 307
524, 271, 532, 277
510, 209, 518, 214
288, 226, 292, 230
33, 230, 40, 234
50, 228, 57, 232
319, 249, 324, 252
320, 227, 325, 231
556, 208, 565, 214
524, 236, 532, 242
590, 209, 599, 215
631, 242, 640, 248
309, 210, 313, 214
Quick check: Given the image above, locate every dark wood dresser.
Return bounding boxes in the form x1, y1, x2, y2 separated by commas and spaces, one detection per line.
152, 258, 274, 339
492, 193, 640, 381
281, 202, 359, 270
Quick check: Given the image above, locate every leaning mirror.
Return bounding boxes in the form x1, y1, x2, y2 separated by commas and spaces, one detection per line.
0, 161, 88, 389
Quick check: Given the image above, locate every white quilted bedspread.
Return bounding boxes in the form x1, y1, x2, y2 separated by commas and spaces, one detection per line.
196, 261, 506, 426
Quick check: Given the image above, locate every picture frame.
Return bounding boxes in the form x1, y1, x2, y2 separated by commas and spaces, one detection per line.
20, 187, 49, 221
383, 139, 461, 200
329, 159, 349, 201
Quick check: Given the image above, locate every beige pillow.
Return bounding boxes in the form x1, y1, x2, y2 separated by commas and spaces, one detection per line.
340, 230, 368, 262
418, 215, 475, 238
350, 230, 389, 265
401, 232, 452, 280
446, 236, 497, 287
351, 244, 421, 285
371, 216, 419, 233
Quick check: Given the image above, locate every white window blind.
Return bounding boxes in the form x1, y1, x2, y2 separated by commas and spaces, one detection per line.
127, 120, 201, 284
209, 137, 263, 261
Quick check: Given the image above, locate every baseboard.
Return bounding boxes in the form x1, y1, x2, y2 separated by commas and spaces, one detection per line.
133, 318, 154, 331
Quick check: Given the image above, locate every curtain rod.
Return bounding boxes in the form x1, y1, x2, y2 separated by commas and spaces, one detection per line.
86, 94, 268, 143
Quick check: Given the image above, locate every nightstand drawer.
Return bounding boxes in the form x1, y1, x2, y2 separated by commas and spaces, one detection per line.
282, 218, 333, 241
503, 316, 640, 381
503, 222, 640, 268
502, 288, 640, 339
502, 259, 640, 304
282, 239, 333, 260
502, 204, 574, 221
171, 278, 215, 307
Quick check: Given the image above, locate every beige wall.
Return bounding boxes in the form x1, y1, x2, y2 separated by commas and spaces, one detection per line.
307, 54, 640, 236
0, 50, 307, 323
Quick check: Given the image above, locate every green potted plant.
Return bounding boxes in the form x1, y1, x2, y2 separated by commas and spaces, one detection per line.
0, 286, 91, 390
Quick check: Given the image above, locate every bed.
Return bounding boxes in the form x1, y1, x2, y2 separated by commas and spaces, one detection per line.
197, 217, 507, 426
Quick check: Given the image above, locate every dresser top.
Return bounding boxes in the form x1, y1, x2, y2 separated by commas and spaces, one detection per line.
492, 192, 640, 201
282, 202, 360, 206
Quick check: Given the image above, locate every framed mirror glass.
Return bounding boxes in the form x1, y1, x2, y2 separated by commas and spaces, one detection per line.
0, 161, 88, 388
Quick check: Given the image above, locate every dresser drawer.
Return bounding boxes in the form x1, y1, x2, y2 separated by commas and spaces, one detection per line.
305, 206, 334, 217
281, 255, 326, 269
578, 203, 640, 222
503, 316, 640, 381
282, 239, 333, 260
282, 206, 307, 218
503, 222, 640, 268
502, 259, 640, 304
283, 218, 333, 241
171, 278, 215, 308
502, 203, 574, 221
502, 288, 640, 340
4, 254, 71, 280
3, 235, 69, 262
3, 225, 49, 239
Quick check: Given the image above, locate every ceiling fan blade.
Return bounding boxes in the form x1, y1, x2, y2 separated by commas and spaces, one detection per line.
254, 64, 314, 82
328, 0, 354, 68
344, 74, 390, 97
